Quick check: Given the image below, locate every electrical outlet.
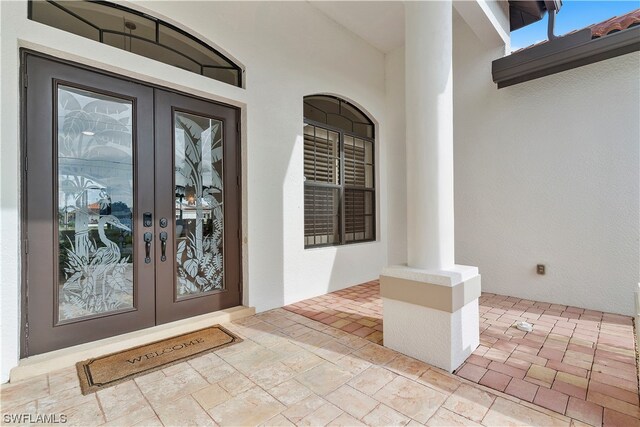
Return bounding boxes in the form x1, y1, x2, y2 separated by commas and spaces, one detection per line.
537, 264, 545, 275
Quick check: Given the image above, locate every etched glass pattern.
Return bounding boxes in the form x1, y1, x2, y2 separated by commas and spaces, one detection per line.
57, 86, 134, 321
175, 112, 224, 297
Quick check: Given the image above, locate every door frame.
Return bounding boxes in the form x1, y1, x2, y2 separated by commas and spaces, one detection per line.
19, 49, 243, 358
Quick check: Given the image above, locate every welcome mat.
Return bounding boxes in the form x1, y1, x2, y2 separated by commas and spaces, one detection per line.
76, 325, 241, 394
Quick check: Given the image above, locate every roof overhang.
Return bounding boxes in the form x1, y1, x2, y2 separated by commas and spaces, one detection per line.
492, 25, 640, 88
509, 0, 562, 31
509, 0, 546, 31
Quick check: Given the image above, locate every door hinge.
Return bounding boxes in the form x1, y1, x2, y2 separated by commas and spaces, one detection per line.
22, 67, 28, 88
24, 156, 28, 172
236, 122, 241, 133
24, 239, 28, 254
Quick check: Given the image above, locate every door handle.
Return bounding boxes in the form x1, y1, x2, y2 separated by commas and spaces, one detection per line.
144, 232, 153, 264
159, 232, 168, 262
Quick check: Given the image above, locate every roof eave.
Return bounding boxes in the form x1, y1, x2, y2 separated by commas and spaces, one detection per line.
492, 26, 640, 88
509, 1, 547, 31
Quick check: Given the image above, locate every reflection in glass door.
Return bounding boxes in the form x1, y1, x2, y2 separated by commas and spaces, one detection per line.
174, 112, 224, 297
57, 86, 134, 321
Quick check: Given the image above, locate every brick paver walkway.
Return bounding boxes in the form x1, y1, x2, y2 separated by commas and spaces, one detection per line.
284, 281, 383, 344
284, 280, 640, 426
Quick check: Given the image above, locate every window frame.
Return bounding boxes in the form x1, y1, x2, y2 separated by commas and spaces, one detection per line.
303, 118, 376, 249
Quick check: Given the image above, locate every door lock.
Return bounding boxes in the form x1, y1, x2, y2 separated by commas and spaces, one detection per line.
159, 217, 168, 228
143, 212, 153, 227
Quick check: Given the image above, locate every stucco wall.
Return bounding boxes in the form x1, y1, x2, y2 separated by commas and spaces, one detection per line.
384, 14, 639, 316
0, 0, 388, 382
453, 16, 640, 315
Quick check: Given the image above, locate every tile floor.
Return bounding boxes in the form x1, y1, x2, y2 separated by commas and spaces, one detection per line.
2, 283, 638, 427
1, 307, 612, 427
284, 281, 640, 426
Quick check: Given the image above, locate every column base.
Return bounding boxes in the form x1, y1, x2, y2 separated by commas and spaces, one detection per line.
380, 265, 481, 372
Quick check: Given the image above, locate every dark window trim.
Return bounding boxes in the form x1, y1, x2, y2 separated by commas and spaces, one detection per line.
303, 118, 376, 249
492, 26, 640, 88
303, 95, 375, 139
28, 0, 244, 88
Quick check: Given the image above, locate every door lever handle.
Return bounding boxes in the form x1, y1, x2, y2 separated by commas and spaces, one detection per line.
159, 232, 168, 262
143, 232, 153, 264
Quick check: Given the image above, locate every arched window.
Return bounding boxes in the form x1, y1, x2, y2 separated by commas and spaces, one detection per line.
29, 0, 243, 87
303, 95, 375, 247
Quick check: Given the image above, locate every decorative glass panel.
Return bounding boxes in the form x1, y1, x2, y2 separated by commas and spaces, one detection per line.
175, 112, 224, 298
29, 0, 242, 87
57, 85, 134, 321
31, 0, 100, 41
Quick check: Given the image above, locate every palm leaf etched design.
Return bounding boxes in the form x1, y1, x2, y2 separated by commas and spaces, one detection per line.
175, 116, 224, 295
58, 88, 134, 320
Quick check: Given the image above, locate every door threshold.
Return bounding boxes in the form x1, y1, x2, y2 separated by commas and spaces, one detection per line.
11, 305, 255, 382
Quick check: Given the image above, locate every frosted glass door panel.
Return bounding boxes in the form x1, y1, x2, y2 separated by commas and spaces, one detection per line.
174, 111, 224, 298
57, 85, 134, 321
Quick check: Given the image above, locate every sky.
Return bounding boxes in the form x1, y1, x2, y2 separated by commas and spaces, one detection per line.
510, 0, 640, 51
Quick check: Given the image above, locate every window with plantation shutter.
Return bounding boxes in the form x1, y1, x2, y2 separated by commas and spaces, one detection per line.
303, 95, 375, 248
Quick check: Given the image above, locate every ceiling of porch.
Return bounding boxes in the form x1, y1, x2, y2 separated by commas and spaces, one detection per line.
308, 1, 405, 53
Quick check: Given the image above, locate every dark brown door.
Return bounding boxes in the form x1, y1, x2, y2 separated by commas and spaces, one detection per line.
154, 91, 241, 324
23, 53, 241, 356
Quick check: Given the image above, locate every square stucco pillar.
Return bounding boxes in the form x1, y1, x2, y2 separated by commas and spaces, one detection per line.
381, 266, 480, 372
381, 1, 480, 373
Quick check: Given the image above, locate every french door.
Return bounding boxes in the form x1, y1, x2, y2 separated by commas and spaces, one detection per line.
22, 52, 241, 356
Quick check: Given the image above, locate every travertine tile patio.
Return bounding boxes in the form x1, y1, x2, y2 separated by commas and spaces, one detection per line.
284, 280, 640, 426
1, 306, 610, 427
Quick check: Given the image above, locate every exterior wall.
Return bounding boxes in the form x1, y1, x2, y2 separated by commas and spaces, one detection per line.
384, 13, 639, 316
453, 15, 640, 316
0, 0, 388, 382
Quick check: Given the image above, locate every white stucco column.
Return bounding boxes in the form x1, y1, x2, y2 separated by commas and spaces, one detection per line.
406, 0, 455, 271
381, 0, 480, 373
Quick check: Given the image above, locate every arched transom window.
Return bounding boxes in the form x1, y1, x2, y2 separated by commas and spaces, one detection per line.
29, 0, 243, 87
303, 95, 375, 248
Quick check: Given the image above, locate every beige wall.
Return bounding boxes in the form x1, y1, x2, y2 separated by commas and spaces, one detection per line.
385, 12, 639, 316
452, 15, 640, 315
